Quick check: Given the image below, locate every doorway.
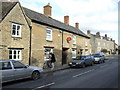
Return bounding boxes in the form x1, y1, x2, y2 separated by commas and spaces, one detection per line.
62, 48, 69, 65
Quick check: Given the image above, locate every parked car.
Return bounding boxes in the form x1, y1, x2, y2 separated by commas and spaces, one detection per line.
69, 55, 95, 68
92, 52, 105, 64
0, 60, 43, 83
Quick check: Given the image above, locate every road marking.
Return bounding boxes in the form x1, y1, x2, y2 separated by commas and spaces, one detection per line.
72, 69, 95, 78
32, 82, 55, 90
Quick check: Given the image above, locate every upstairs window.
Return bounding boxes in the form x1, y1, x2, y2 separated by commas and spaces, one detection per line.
9, 49, 22, 60
46, 28, 52, 41
11, 23, 21, 37
72, 36, 76, 44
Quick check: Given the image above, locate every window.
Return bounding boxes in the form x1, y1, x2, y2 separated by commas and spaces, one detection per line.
98, 42, 100, 46
2, 62, 12, 70
44, 48, 53, 61
12, 61, 26, 69
46, 28, 52, 41
72, 36, 76, 44
9, 49, 21, 60
72, 49, 76, 58
11, 23, 21, 37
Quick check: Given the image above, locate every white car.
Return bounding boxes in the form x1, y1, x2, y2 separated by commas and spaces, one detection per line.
0, 60, 43, 83
92, 53, 105, 64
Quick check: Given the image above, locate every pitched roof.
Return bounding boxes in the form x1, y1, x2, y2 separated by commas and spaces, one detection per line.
1, 2, 89, 38
0, 2, 17, 21
23, 7, 89, 38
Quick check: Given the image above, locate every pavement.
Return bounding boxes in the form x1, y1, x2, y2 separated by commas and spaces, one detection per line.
42, 64, 70, 74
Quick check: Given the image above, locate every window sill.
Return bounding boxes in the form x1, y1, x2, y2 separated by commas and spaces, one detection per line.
46, 40, 53, 42
12, 36, 22, 39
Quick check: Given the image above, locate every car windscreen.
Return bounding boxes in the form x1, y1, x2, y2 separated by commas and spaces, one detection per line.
92, 54, 101, 57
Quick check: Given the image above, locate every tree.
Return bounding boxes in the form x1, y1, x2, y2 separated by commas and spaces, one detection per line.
101, 49, 107, 53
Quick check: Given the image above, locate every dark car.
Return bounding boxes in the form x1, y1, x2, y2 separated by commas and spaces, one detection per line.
92, 52, 105, 64
69, 55, 95, 68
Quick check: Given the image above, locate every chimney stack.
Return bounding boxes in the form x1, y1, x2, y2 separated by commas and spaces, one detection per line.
87, 30, 91, 35
43, 3, 52, 17
105, 34, 107, 37
64, 15, 69, 25
111, 38, 112, 41
75, 22, 79, 29
96, 32, 100, 36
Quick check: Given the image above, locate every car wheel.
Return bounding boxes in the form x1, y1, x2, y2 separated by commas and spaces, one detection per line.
31, 71, 40, 80
81, 64, 85, 68
91, 62, 94, 66
98, 61, 101, 64
103, 60, 105, 63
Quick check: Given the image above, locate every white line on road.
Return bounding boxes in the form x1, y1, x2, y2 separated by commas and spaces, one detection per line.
72, 69, 95, 78
32, 82, 55, 90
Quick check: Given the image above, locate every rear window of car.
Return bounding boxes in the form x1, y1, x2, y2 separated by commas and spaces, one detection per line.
1, 62, 12, 70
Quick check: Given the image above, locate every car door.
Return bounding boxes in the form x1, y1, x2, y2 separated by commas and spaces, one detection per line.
12, 61, 31, 80
84, 56, 89, 65
1, 61, 15, 83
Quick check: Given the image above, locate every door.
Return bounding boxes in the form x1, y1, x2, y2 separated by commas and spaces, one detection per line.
12, 61, 30, 80
62, 48, 69, 65
1, 61, 15, 83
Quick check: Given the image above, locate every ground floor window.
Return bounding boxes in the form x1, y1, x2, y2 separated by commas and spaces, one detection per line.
72, 49, 76, 58
9, 49, 22, 60
44, 48, 53, 61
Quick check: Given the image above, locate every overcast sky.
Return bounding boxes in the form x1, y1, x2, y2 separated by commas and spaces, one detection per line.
19, 0, 119, 44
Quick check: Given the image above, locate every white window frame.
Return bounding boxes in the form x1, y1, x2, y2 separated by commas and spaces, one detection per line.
11, 23, 22, 37
72, 36, 76, 44
9, 49, 22, 60
72, 49, 76, 58
44, 48, 53, 61
46, 28, 52, 41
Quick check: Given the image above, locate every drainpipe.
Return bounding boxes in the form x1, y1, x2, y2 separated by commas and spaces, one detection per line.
29, 26, 32, 65
62, 30, 63, 66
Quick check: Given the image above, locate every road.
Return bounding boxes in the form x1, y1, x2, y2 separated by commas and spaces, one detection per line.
2, 56, 119, 89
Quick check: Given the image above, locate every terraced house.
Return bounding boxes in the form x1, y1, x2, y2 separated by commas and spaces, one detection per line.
87, 30, 116, 55
0, 1, 91, 68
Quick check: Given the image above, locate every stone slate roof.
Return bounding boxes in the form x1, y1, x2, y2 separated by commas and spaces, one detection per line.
1, 2, 89, 38
23, 7, 89, 38
0, 2, 17, 21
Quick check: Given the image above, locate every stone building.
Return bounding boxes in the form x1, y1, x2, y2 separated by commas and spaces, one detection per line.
1, 2, 91, 68
87, 30, 115, 55
0, 2, 30, 64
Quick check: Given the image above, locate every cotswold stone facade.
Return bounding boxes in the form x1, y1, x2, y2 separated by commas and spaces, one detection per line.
0, 2, 30, 64
1, 2, 117, 69
1, 2, 91, 68
87, 30, 115, 55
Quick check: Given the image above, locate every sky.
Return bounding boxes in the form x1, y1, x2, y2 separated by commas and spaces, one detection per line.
19, 0, 119, 44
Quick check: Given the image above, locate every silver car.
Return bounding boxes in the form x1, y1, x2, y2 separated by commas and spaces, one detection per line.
0, 60, 43, 83
92, 53, 105, 63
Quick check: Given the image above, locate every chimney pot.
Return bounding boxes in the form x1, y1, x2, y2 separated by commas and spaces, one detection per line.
64, 16, 69, 25
75, 22, 79, 29
43, 3, 52, 17
96, 32, 100, 36
87, 30, 91, 35
105, 34, 107, 37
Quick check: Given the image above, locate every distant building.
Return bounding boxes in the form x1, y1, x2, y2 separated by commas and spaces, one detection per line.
87, 30, 115, 55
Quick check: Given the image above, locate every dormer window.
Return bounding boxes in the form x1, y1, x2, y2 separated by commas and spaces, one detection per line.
11, 23, 21, 37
